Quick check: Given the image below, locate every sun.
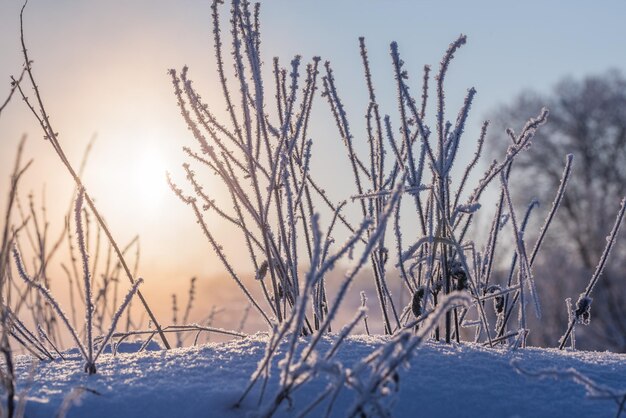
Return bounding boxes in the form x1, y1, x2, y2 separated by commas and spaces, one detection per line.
130, 150, 169, 212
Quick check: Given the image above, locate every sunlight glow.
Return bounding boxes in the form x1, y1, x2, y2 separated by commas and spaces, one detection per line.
130, 150, 169, 213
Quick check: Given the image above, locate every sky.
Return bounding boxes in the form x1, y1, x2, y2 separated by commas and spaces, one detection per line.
1, 0, 626, 319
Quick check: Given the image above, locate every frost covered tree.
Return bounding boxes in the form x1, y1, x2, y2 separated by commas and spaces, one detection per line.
489, 70, 626, 351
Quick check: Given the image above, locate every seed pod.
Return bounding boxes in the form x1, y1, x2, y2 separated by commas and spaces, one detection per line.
495, 295, 504, 314
454, 270, 468, 291
486, 285, 504, 314
255, 260, 269, 281
449, 261, 467, 291
574, 295, 592, 325
411, 287, 425, 317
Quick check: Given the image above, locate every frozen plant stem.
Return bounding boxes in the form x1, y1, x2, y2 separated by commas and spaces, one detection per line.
559, 197, 626, 350
12, 244, 89, 363
12, 191, 146, 374
15, 1, 170, 349
74, 190, 94, 372
496, 154, 573, 339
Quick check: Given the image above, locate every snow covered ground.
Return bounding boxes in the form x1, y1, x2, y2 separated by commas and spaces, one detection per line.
11, 334, 626, 417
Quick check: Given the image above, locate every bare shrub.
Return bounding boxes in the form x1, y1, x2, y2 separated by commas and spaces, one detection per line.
168, 1, 626, 415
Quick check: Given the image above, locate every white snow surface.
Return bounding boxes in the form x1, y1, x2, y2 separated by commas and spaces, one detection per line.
11, 334, 626, 417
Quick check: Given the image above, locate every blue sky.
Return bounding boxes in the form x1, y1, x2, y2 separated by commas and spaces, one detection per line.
1, 0, 625, 299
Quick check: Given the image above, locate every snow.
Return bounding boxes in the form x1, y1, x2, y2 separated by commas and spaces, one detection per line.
10, 335, 626, 418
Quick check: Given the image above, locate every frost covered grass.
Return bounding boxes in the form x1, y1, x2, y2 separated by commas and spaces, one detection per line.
168, 0, 625, 353
11, 190, 144, 375
163, 0, 626, 414
160, 0, 626, 414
